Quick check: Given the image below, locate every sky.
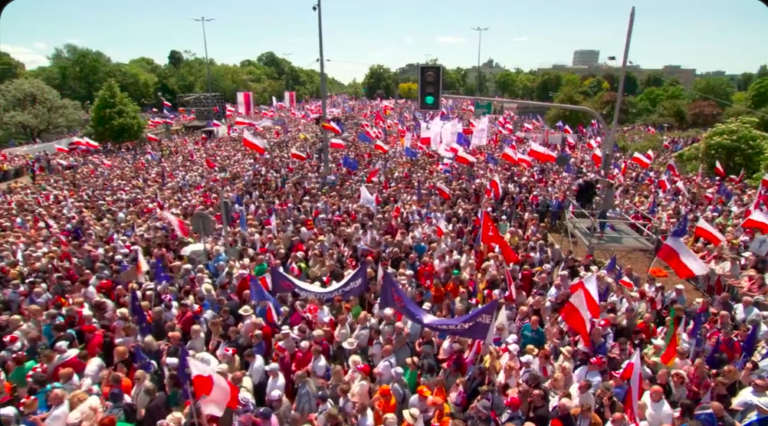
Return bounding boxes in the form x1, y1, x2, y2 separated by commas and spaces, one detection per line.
1, 0, 767, 84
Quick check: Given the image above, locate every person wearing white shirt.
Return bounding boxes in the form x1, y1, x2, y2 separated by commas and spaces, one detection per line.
573, 358, 604, 392
311, 348, 329, 378
44, 389, 70, 426
265, 364, 285, 396
246, 351, 266, 386
735, 297, 758, 325
375, 345, 397, 384
356, 405, 375, 426
640, 386, 674, 426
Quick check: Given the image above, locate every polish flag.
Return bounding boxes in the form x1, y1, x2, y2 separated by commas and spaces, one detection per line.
187, 357, 240, 417
646, 150, 655, 161
55, 145, 70, 153
235, 118, 255, 127
517, 154, 532, 168
741, 210, 768, 234
666, 161, 680, 177
560, 286, 592, 345
501, 147, 518, 164
101, 159, 112, 168
163, 100, 172, 108
618, 276, 635, 290
569, 274, 600, 319
147, 134, 160, 143
329, 138, 346, 149
728, 169, 744, 184
366, 169, 380, 183
527, 143, 557, 163
290, 150, 308, 161
435, 183, 451, 200
694, 218, 726, 245
657, 220, 709, 279
563, 125, 573, 135
591, 148, 602, 168
619, 348, 642, 426
455, 151, 477, 165
715, 160, 726, 178
243, 131, 267, 154
162, 211, 191, 238
488, 177, 502, 200
436, 221, 449, 237
374, 141, 391, 154
631, 152, 651, 168
658, 176, 670, 192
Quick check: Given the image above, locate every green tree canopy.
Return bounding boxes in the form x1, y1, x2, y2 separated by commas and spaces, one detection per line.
0, 52, 25, 84
362, 65, 397, 99
0, 78, 82, 144
36, 44, 114, 104
690, 77, 736, 108
747, 77, 768, 110
87, 79, 145, 143
675, 117, 768, 179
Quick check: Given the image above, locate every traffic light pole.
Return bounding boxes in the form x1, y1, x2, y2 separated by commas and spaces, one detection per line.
315, 0, 330, 176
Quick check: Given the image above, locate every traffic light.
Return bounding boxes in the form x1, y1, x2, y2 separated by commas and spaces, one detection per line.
418, 65, 442, 111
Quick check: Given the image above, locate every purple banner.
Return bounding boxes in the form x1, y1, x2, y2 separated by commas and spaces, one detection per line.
379, 271, 498, 339
270, 266, 369, 300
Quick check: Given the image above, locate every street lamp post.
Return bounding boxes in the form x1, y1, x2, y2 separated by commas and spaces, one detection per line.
313, 1, 330, 175
471, 27, 489, 97
192, 17, 215, 94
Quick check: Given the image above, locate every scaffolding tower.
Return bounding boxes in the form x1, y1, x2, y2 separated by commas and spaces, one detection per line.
563, 199, 660, 260
176, 93, 227, 122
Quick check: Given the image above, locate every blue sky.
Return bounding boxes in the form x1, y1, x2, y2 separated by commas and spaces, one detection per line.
1, 0, 767, 83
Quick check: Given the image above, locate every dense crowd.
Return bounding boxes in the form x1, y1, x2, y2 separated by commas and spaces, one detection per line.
0, 97, 766, 426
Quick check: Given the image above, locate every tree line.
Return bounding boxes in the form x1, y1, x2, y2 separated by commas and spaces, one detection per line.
360, 58, 768, 132
0, 45, 347, 145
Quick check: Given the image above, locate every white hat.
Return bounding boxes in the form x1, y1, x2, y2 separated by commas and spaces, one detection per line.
519, 354, 533, 364
268, 390, 283, 401
54, 341, 69, 351
266, 363, 279, 372
342, 338, 358, 350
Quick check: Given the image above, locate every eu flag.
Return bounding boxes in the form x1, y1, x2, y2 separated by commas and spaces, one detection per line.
342, 156, 359, 171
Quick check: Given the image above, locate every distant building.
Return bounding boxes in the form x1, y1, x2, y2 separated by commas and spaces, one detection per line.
536, 63, 697, 88
572, 50, 600, 67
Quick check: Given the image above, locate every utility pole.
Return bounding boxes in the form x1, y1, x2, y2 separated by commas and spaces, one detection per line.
602, 7, 636, 177
283, 53, 293, 91
471, 27, 489, 98
192, 17, 215, 94
314, 0, 330, 175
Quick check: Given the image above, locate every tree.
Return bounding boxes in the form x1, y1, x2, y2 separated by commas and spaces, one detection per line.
581, 77, 609, 98
737, 72, 757, 92
168, 50, 184, 69
675, 117, 768, 180
494, 70, 518, 98
634, 85, 686, 119
398, 82, 418, 99
591, 92, 633, 124
534, 72, 562, 102
758, 65, 768, 80
41, 44, 114, 104
747, 77, 768, 110
544, 87, 589, 127
347, 79, 364, 98
623, 72, 640, 96
0, 78, 82, 144
686, 100, 723, 129
444, 67, 469, 94
362, 65, 396, 99
0, 52, 25, 84
110, 63, 158, 106
640, 72, 665, 91
690, 77, 735, 108
87, 79, 145, 143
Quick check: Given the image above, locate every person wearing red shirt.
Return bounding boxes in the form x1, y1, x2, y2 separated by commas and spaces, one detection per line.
635, 314, 657, 341
82, 324, 103, 358
176, 302, 195, 339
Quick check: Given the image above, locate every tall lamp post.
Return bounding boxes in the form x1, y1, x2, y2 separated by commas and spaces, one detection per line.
313, 1, 330, 175
471, 27, 489, 97
192, 17, 215, 94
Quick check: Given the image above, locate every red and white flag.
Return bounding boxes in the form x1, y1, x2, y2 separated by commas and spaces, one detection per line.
619, 348, 642, 425
147, 134, 160, 143
374, 141, 391, 154
527, 143, 557, 163
560, 286, 592, 345
290, 150, 308, 161
243, 131, 267, 154
162, 212, 191, 238
630, 152, 651, 168
329, 138, 346, 149
742, 210, 768, 234
436, 221, 449, 237
501, 147, 517, 164
591, 148, 602, 168
657, 237, 709, 279
187, 357, 240, 417
694, 218, 726, 245
714, 160, 726, 178
435, 183, 451, 200
569, 274, 600, 319
55, 145, 70, 153
455, 151, 477, 165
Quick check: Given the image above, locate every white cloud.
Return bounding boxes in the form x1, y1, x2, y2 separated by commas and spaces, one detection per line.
66, 39, 81, 44
32, 42, 46, 49
435, 36, 465, 44
402, 36, 414, 44
511, 36, 529, 42
0, 44, 49, 69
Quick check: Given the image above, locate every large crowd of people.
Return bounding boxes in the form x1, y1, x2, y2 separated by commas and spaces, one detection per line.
0, 97, 765, 426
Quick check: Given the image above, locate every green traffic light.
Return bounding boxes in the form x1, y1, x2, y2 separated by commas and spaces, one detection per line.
424, 95, 435, 105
